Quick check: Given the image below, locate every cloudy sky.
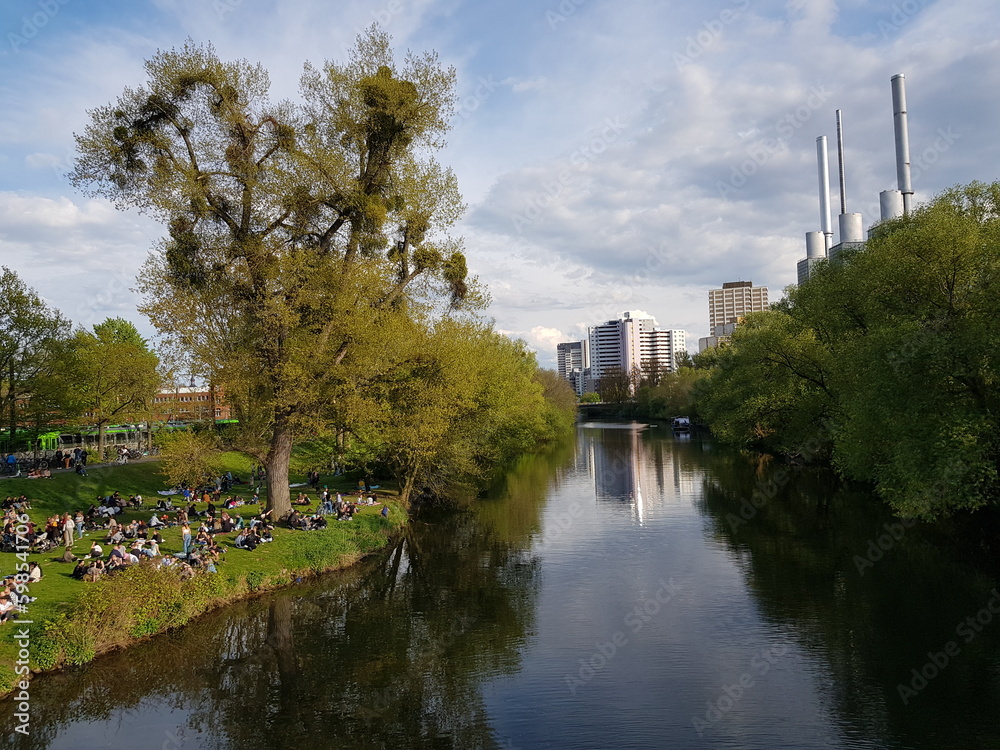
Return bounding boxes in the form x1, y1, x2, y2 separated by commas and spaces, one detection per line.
1, 0, 997, 367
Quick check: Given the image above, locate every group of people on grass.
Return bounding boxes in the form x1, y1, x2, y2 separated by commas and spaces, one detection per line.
0, 564, 42, 623
0, 472, 394, 622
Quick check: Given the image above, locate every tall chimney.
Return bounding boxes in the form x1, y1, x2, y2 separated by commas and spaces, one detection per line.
891, 73, 914, 215
836, 109, 847, 215
816, 136, 833, 252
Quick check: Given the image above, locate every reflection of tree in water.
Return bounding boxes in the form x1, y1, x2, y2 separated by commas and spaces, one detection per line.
696, 447, 1000, 750
0, 448, 562, 750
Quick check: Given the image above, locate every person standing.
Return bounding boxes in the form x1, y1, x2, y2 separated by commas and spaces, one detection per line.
181, 522, 192, 559
62, 513, 76, 548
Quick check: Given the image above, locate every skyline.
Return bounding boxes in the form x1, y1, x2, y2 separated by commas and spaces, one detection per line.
2, 0, 998, 368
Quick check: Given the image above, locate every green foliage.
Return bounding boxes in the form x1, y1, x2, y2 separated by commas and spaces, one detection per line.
156, 429, 225, 488
580, 391, 601, 403
696, 181, 1000, 518
68, 317, 161, 452
72, 30, 473, 519
636, 366, 708, 420
340, 319, 566, 502
0, 267, 75, 446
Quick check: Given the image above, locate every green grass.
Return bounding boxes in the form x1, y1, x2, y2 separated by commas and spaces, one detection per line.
0, 456, 405, 694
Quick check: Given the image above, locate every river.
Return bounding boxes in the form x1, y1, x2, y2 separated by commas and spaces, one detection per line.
3, 422, 1000, 749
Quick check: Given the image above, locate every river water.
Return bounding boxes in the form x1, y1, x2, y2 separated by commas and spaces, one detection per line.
4, 422, 1000, 749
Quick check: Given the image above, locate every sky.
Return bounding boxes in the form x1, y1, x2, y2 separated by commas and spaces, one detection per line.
1, 0, 998, 368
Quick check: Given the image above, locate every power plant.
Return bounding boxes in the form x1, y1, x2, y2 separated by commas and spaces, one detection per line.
797, 73, 914, 283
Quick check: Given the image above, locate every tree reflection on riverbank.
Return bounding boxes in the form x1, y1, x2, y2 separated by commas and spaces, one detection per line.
0, 443, 578, 749
695, 446, 1000, 750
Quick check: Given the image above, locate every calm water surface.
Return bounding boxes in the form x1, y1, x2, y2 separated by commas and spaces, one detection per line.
3, 423, 1000, 749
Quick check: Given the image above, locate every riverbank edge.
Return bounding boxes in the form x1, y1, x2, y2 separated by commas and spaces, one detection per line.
0, 508, 407, 698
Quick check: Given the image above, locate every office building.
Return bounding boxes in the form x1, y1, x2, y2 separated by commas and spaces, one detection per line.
708, 282, 769, 330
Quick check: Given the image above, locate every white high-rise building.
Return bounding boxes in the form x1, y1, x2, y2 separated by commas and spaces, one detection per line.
556, 340, 590, 396
587, 311, 687, 390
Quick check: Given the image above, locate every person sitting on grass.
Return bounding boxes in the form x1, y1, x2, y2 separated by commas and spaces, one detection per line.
60, 546, 76, 564
234, 527, 261, 551
0, 591, 16, 623
72, 559, 91, 580
27, 561, 42, 583
84, 559, 106, 582
259, 528, 273, 543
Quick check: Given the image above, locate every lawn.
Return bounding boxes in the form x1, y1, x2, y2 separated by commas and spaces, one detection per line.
0, 455, 405, 694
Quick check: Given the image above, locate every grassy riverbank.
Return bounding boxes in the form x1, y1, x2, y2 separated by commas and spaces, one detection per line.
0, 456, 405, 695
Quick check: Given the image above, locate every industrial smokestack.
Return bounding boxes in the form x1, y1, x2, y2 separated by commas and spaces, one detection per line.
805, 231, 825, 259
879, 190, 904, 221
816, 136, 833, 251
836, 110, 847, 215
891, 73, 914, 215
839, 212, 864, 244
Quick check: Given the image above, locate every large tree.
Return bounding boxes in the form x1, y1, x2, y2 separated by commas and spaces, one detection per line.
71, 29, 472, 516
70, 318, 161, 455
0, 267, 72, 449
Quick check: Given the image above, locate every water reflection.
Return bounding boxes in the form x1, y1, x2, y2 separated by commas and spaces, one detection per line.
0, 475, 558, 749
5, 427, 1000, 749
695, 449, 1000, 750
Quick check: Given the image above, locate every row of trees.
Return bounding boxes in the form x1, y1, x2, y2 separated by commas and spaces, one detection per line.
695, 182, 1000, 519
0, 267, 160, 454
69, 28, 574, 515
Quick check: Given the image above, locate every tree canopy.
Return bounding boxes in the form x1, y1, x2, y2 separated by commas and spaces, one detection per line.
696, 181, 1000, 519
70, 29, 568, 514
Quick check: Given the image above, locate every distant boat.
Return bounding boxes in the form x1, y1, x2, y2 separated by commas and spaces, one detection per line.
671, 417, 691, 433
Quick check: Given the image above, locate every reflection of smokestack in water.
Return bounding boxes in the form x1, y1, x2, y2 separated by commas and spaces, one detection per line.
891, 73, 914, 215
816, 136, 833, 252
836, 110, 847, 215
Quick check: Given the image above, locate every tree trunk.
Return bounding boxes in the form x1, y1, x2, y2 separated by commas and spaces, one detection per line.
7, 360, 16, 449
265, 416, 293, 519
98, 423, 106, 459
400, 469, 417, 507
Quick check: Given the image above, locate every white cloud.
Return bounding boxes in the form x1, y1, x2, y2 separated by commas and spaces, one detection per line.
0, 0, 997, 369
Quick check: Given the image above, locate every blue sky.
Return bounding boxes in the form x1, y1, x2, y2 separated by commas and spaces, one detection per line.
1, 0, 998, 367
